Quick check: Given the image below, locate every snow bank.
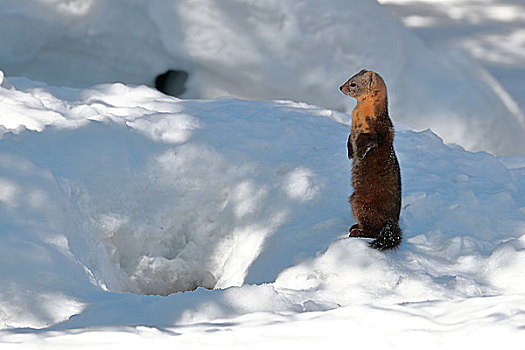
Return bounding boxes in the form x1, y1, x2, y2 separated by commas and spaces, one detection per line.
1, 76, 524, 337
0, 1, 524, 155
0, 78, 331, 301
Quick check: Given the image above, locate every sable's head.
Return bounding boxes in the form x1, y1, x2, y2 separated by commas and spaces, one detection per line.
339, 69, 386, 99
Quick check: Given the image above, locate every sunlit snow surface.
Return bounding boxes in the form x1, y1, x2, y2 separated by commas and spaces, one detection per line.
0, 77, 524, 348
0, 0, 524, 155
379, 0, 525, 112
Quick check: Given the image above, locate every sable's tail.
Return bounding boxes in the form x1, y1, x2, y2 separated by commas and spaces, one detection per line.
370, 220, 402, 250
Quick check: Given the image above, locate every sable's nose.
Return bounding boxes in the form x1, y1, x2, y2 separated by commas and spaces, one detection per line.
339, 85, 343, 91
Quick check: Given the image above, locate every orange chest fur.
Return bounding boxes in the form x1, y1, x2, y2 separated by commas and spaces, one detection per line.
351, 99, 376, 134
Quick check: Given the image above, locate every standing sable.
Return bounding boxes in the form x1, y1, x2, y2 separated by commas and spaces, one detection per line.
339, 69, 402, 250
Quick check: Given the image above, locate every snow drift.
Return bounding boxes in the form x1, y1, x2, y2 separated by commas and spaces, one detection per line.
0, 0, 524, 155
0, 76, 524, 333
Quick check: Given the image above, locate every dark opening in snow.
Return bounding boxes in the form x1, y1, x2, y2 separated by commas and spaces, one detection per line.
155, 69, 189, 97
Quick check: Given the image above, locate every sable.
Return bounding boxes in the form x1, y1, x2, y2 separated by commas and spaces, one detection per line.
340, 69, 402, 250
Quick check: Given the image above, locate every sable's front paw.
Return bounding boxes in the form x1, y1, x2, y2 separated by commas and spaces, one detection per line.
360, 141, 378, 159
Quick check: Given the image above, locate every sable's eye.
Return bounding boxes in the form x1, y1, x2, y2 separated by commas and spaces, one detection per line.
350, 82, 357, 87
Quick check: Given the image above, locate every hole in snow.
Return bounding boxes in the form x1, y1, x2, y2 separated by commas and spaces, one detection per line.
72, 145, 295, 296
154, 69, 189, 97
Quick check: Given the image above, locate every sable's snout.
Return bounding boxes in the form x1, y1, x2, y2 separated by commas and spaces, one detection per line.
340, 81, 352, 96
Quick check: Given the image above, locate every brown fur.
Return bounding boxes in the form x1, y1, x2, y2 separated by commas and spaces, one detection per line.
339, 69, 402, 250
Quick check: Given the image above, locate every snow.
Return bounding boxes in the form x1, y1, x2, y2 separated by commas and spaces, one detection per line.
378, 0, 525, 112
1, 75, 525, 348
1, 0, 525, 348
0, 0, 524, 155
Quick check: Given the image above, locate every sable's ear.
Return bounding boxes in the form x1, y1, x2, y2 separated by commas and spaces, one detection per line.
368, 72, 375, 91
368, 72, 382, 92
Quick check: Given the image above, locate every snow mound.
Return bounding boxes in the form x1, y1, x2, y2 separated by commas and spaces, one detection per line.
0, 77, 524, 332
0, 1, 524, 155
0, 78, 334, 299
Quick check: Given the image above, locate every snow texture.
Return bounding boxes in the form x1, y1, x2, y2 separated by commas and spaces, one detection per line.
1, 0, 525, 347
379, 0, 525, 111
0, 76, 524, 348
0, 0, 524, 155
